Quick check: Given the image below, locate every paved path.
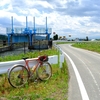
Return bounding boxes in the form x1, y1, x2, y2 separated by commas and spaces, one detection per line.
59, 44, 100, 100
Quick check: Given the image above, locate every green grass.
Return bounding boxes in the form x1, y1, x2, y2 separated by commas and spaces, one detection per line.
56, 41, 100, 53
56, 41, 75, 45
0, 47, 69, 100
72, 42, 100, 53
0, 47, 58, 62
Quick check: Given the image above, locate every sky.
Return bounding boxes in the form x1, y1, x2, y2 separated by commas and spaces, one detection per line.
0, 0, 100, 39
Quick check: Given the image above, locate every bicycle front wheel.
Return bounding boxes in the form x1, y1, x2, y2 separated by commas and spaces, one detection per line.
8, 65, 29, 88
36, 62, 52, 81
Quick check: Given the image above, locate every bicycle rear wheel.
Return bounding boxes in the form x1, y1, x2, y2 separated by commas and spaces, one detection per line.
36, 62, 52, 81
8, 65, 29, 88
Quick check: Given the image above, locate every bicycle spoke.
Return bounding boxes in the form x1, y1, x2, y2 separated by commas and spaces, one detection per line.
8, 65, 29, 88
37, 62, 52, 81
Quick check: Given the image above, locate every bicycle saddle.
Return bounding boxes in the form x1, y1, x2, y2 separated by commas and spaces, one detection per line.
22, 57, 29, 60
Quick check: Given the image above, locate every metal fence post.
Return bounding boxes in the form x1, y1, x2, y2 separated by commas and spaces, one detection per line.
24, 42, 25, 54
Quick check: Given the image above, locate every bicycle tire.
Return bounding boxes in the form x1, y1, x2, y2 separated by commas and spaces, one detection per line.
36, 62, 52, 81
8, 65, 29, 88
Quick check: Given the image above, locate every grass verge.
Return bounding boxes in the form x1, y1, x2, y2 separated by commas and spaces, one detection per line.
56, 41, 100, 53
72, 42, 100, 53
0, 47, 69, 100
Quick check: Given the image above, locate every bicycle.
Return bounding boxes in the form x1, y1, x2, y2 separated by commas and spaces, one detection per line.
7, 55, 52, 88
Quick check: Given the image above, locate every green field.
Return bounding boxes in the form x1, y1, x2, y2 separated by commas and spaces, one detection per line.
56, 41, 100, 53
0, 47, 69, 100
72, 42, 100, 53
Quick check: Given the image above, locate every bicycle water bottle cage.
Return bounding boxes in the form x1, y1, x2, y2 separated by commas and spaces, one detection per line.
39, 55, 48, 62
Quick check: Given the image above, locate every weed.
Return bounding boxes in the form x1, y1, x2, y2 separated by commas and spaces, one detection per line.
0, 48, 68, 100
72, 42, 100, 53
43, 98, 55, 100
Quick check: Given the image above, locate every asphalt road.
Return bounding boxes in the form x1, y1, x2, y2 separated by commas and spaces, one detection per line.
59, 44, 100, 100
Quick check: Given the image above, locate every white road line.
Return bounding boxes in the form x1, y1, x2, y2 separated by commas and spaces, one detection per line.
62, 51, 90, 100
75, 53, 100, 95
86, 67, 100, 94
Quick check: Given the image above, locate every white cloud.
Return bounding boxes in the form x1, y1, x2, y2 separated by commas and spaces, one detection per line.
0, 0, 100, 39
0, 27, 6, 34
35, 1, 54, 9
0, 0, 11, 6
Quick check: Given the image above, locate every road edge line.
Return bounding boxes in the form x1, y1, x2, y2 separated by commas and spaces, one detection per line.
62, 51, 89, 100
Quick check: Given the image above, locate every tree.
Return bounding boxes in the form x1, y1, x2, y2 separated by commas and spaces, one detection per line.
86, 36, 89, 41
0, 34, 7, 41
53, 34, 58, 40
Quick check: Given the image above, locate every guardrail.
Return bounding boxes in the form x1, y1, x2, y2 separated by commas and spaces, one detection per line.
53, 43, 64, 68
0, 43, 65, 74
0, 55, 64, 74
